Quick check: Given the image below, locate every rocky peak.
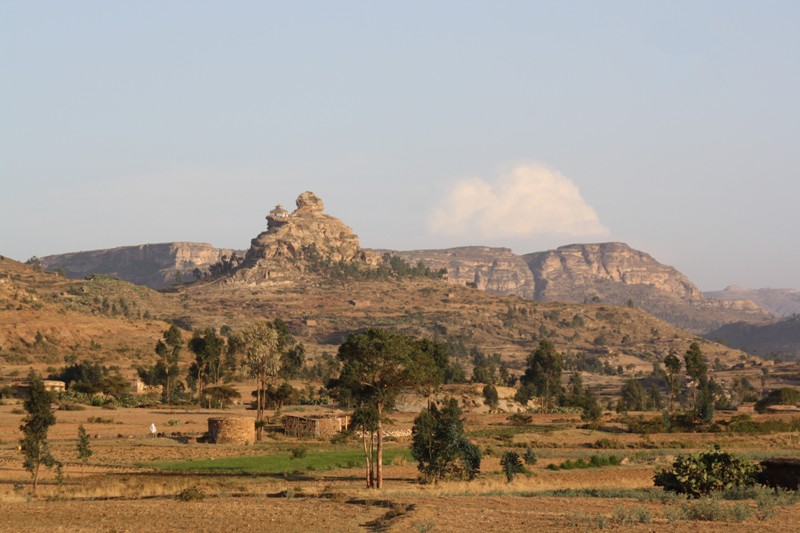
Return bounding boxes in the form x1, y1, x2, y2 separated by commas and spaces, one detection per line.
238, 192, 364, 282
295, 191, 324, 213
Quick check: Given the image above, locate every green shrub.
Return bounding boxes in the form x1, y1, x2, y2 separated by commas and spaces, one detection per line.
679, 498, 752, 521
592, 438, 621, 449
548, 455, 620, 470
290, 446, 307, 459
654, 446, 758, 497
612, 505, 651, 524
522, 447, 537, 465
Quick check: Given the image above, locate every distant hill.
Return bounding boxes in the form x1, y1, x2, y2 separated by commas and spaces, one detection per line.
708, 315, 800, 359
40, 242, 243, 290
705, 285, 800, 318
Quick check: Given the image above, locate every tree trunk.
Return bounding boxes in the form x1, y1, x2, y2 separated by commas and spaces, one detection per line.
376, 401, 383, 489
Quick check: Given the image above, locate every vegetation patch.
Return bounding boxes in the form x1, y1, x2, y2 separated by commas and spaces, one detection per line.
148, 448, 411, 474
546, 454, 621, 470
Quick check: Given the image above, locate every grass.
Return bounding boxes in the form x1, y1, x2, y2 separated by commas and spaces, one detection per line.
148, 447, 412, 474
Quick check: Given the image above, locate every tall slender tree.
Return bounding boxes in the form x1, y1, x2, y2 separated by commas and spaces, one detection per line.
684, 342, 708, 409
663, 352, 682, 411
20, 371, 56, 494
227, 322, 281, 440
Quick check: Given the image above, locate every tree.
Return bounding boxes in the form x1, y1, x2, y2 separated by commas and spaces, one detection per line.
580, 388, 602, 427
20, 371, 56, 494
137, 326, 185, 405
411, 398, 481, 483
227, 322, 281, 440
188, 328, 225, 403
333, 328, 440, 488
519, 340, 563, 410
684, 342, 708, 409
76, 424, 92, 463
663, 352, 681, 411
500, 451, 524, 482
482, 384, 499, 411
620, 379, 648, 411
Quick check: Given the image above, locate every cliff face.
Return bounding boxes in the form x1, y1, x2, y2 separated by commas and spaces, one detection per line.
40, 242, 240, 289
524, 242, 703, 302
235, 191, 367, 284
523, 242, 772, 333
384, 247, 534, 299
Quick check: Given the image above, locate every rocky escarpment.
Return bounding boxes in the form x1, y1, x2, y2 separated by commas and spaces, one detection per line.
383, 247, 534, 299
525, 242, 703, 302
235, 191, 370, 284
40, 242, 240, 289
523, 242, 772, 333
705, 286, 800, 318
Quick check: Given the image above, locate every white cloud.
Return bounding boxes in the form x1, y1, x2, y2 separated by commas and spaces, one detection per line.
427, 164, 609, 240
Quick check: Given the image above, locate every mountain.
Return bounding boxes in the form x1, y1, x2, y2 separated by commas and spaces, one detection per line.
40, 242, 242, 289
2, 193, 767, 388
32, 198, 773, 339
522, 243, 772, 333
705, 285, 800, 318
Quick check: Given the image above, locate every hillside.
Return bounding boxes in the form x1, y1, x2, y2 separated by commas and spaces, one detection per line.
0, 255, 177, 367
708, 315, 800, 359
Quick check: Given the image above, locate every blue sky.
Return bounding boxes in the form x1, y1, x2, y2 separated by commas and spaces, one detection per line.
2, 1, 798, 290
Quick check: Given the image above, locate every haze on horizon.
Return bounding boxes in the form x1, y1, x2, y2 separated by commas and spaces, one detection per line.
2, 1, 798, 291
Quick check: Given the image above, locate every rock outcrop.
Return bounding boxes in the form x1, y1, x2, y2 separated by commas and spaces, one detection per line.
236, 191, 367, 283
383, 247, 534, 299
40, 242, 240, 289
523, 242, 772, 333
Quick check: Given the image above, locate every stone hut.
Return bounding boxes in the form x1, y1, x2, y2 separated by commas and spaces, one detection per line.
284, 413, 350, 438
208, 416, 256, 444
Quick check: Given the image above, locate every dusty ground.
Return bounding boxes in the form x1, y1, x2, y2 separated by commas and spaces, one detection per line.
2, 401, 800, 532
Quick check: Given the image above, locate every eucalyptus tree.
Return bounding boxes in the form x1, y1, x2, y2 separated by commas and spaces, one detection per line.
333, 328, 440, 489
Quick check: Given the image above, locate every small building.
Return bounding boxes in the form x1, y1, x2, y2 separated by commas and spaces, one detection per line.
10, 380, 66, 398
267, 204, 291, 230
284, 413, 350, 438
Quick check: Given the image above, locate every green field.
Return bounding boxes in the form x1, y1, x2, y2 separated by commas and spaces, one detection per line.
148, 447, 412, 474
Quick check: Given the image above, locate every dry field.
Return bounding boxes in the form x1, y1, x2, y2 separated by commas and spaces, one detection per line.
2, 400, 800, 532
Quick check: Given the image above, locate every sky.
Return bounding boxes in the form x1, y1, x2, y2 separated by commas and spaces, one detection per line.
2, 1, 798, 291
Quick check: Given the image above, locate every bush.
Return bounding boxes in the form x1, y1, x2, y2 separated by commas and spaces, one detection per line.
290, 446, 307, 459
176, 486, 205, 501
522, 447, 537, 465
654, 446, 758, 497
547, 455, 620, 470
